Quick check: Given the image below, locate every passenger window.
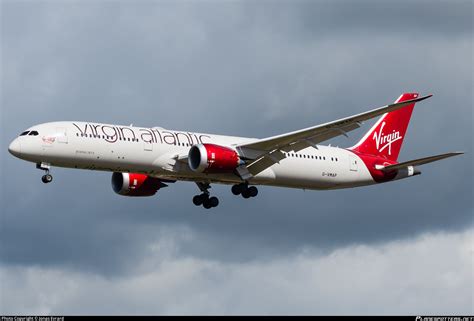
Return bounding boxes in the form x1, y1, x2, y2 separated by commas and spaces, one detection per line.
19, 131, 30, 136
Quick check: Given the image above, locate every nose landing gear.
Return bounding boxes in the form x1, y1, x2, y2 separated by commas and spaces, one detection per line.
37, 162, 53, 184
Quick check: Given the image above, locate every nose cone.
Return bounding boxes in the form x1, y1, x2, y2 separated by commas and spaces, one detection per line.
8, 139, 21, 157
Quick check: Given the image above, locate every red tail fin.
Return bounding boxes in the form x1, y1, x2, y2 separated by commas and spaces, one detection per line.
350, 93, 419, 161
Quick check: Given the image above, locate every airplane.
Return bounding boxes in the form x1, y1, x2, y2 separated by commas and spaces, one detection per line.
8, 93, 463, 209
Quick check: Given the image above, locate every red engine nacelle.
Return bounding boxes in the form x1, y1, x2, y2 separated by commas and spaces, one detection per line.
188, 143, 242, 173
111, 172, 165, 197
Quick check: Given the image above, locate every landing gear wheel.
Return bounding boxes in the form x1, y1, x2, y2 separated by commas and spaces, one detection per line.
209, 196, 219, 207
231, 184, 242, 195
248, 186, 258, 197
237, 184, 258, 199
41, 174, 53, 184
242, 189, 251, 199
203, 198, 213, 209
193, 194, 205, 206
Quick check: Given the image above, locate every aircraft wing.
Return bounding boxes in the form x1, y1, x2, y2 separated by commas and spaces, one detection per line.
377, 152, 464, 172
235, 94, 432, 178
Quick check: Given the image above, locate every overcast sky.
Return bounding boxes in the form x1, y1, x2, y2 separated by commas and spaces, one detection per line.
1, 0, 472, 315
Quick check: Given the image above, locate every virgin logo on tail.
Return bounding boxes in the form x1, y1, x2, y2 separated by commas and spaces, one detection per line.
372, 122, 402, 155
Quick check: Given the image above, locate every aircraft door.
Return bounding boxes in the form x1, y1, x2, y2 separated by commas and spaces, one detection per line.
143, 141, 153, 151
56, 127, 68, 143
349, 155, 358, 172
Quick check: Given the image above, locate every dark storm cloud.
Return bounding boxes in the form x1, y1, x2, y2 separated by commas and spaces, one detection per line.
1, 0, 472, 283
284, 0, 473, 38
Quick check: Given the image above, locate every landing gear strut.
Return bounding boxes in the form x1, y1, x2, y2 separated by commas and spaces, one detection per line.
37, 162, 53, 184
193, 182, 219, 209
231, 183, 258, 198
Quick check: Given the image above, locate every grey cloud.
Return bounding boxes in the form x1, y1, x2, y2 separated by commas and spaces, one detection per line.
0, 0, 472, 313
1, 229, 472, 315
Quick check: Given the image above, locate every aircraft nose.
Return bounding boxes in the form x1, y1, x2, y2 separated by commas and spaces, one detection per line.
8, 139, 21, 157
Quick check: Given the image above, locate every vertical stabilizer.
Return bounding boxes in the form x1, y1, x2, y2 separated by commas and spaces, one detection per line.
350, 93, 419, 161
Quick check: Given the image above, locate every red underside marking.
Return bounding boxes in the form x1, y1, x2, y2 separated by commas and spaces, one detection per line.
348, 149, 399, 183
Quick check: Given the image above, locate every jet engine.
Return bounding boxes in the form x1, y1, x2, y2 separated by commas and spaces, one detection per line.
188, 143, 242, 173
111, 172, 166, 197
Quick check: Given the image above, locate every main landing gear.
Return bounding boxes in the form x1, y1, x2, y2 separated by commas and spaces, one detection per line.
37, 162, 53, 184
193, 182, 219, 209
191, 182, 258, 209
231, 183, 258, 199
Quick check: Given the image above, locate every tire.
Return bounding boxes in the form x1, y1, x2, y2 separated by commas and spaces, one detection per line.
209, 196, 219, 207
231, 184, 242, 195
242, 189, 251, 199
42, 174, 53, 184
203, 199, 212, 209
248, 186, 258, 197
193, 195, 204, 206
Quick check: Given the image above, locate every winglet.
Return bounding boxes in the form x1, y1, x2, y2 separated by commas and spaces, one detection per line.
392, 93, 432, 106
415, 94, 432, 102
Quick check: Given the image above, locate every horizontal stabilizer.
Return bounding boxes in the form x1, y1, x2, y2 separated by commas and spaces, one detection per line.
379, 152, 464, 171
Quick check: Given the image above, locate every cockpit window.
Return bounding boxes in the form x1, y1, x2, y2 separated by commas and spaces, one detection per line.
28, 131, 39, 136
19, 131, 29, 136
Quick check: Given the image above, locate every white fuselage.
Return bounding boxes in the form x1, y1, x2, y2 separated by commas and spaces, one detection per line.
9, 121, 377, 190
